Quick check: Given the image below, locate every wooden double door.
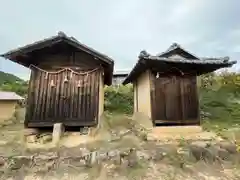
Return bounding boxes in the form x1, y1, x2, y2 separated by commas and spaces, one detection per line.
26, 68, 100, 127
152, 75, 199, 125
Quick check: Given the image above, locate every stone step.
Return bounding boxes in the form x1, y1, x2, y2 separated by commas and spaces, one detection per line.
147, 126, 221, 141
148, 132, 219, 141
152, 126, 203, 134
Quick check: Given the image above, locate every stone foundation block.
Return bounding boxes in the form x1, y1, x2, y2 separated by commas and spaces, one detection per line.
52, 123, 65, 144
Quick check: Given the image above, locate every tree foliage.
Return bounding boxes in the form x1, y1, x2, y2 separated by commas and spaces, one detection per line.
0, 81, 28, 96
0, 71, 28, 96
199, 71, 240, 126
0, 71, 23, 85
104, 84, 134, 114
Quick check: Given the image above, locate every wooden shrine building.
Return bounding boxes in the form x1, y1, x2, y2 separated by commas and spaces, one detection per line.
1, 32, 114, 128
123, 43, 237, 126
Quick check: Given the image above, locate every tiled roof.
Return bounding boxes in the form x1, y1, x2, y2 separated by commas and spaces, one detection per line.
0, 91, 24, 100
143, 55, 236, 65
156, 43, 200, 59
123, 48, 237, 85
114, 69, 130, 75
138, 50, 236, 65
1, 31, 114, 64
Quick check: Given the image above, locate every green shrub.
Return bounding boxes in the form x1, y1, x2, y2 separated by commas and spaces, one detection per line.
199, 72, 240, 128
104, 84, 133, 114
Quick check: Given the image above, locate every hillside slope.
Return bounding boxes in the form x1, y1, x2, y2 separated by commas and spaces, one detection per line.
0, 71, 27, 96
0, 71, 24, 85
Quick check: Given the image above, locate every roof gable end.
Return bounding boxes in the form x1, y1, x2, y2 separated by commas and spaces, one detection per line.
157, 43, 199, 59
1, 31, 114, 65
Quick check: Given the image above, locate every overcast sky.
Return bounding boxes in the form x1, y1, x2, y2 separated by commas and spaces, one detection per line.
0, 0, 240, 80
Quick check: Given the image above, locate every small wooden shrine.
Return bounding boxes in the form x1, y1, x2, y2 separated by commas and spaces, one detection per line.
1, 32, 114, 128
123, 43, 236, 126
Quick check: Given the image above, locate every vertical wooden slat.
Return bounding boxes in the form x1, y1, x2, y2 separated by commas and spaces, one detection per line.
54, 72, 60, 120
85, 73, 91, 122
195, 76, 200, 123
176, 76, 182, 121
89, 72, 95, 122
93, 70, 99, 122
63, 70, 69, 119
89, 73, 93, 120
175, 76, 181, 120
62, 71, 67, 119
95, 70, 100, 124
180, 75, 199, 124
68, 70, 72, 119
33, 70, 40, 120
53, 74, 57, 118
38, 71, 46, 121
82, 74, 87, 124
191, 76, 199, 120
69, 71, 74, 119
155, 76, 166, 121
59, 71, 65, 119
32, 71, 37, 121
162, 77, 167, 120
66, 71, 69, 119
44, 73, 51, 121
85, 73, 89, 122
25, 70, 35, 126
165, 76, 173, 120
149, 71, 155, 123
49, 74, 56, 119
72, 73, 78, 118
155, 75, 182, 122
180, 76, 185, 121
77, 74, 82, 121
152, 75, 157, 121
40, 71, 46, 121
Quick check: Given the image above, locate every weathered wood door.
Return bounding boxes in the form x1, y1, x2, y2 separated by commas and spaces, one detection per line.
26, 68, 100, 127
180, 76, 199, 122
153, 76, 182, 123
152, 75, 199, 125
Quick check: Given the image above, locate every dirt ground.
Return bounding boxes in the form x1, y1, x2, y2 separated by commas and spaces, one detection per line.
0, 111, 240, 179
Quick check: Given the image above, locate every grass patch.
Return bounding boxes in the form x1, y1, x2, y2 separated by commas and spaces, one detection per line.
202, 119, 240, 142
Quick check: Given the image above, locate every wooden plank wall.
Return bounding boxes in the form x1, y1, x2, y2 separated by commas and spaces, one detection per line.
25, 68, 100, 127
180, 75, 199, 121
152, 74, 199, 124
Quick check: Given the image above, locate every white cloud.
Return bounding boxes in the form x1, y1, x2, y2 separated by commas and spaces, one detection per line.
0, 0, 240, 78
166, 0, 206, 24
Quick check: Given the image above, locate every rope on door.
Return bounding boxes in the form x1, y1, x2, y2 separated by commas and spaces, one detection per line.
29, 64, 101, 87
29, 64, 100, 75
